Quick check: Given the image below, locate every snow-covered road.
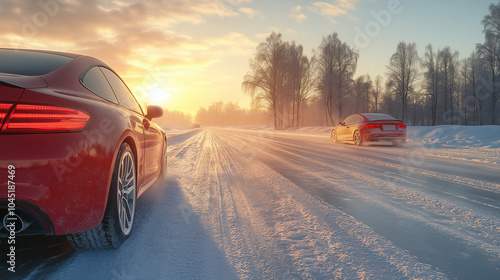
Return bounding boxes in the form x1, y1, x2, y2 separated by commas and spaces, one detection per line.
3, 127, 500, 279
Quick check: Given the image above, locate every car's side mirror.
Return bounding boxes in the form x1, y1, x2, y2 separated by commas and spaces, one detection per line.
338, 122, 344, 125
146, 105, 163, 120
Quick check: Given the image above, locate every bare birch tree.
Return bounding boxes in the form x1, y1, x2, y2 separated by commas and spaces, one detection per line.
386, 41, 420, 121
481, 4, 500, 124
422, 44, 440, 125
438, 47, 460, 124
315, 33, 358, 124
354, 75, 372, 113
288, 43, 315, 127
242, 32, 288, 129
466, 50, 482, 124
373, 75, 383, 113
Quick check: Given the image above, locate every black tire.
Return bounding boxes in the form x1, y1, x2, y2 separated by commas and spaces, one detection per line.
160, 139, 168, 181
354, 130, 363, 146
67, 143, 137, 249
330, 129, 338, 143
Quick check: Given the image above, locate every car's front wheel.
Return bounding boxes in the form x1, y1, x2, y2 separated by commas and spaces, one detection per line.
330, 129, 337, 143
68, 142, 137, 249
353, 130, 363, 146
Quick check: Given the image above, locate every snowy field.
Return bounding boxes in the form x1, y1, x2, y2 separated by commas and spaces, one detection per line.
1, 125, 499, 279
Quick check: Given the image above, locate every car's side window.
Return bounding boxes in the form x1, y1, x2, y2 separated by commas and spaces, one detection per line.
344, 116, 353, 124
82, 67, 119, 103
352, 115, 362, 123
100, 67, 143, 114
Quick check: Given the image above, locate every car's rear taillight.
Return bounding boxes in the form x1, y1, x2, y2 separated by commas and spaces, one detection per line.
397, 124, 407, 129
0, 104, 90, 133
0, 103, 13, 125
365, 124, 380, 129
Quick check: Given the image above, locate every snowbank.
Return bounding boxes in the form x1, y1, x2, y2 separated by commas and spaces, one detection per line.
161, 125, 193, 135
407, 125, 500, 149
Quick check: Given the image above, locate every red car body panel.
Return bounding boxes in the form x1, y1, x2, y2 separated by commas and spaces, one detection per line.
333, 113, 407, 144
0, 49, 166, 235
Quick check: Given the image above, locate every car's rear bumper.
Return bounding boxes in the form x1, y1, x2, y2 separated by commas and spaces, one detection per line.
0, 200, 54, 237
369, 136, 406, 142
0, 132, 115, 235
363, 129, 407, 143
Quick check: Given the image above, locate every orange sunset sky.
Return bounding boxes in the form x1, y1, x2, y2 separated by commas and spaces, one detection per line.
0, 0, 493, 116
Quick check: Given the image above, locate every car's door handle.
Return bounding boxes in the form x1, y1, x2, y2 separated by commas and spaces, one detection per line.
143, 119, 150, 130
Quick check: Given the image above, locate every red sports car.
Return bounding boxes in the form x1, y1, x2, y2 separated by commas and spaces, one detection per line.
330, 113, 407, 146
0, 48, 167, 249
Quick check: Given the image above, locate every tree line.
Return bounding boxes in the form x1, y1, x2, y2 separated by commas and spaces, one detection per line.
241, 3, 500, 128
155, 109, 194, 127
194, 101, 268, 126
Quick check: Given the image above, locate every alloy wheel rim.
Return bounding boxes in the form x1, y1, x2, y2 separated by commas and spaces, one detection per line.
331, 131, 337, 142
355, 132, 361, 145
117, 150, 136, 236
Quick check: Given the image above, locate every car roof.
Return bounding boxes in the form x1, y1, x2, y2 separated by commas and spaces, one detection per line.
0, 48, 78, 77
0, 48, 81, 58
0, 48, 110, 91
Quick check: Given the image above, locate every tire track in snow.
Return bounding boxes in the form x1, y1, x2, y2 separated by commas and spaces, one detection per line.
191, 128, 449, 279
171, 129, 290, 279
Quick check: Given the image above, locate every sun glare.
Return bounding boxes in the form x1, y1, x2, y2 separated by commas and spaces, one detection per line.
145, 88, 173, 105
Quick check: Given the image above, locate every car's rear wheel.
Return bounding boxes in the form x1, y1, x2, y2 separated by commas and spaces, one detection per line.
67, 142, 137, 249
354, 130, 363, 146
330, 129, 337, 143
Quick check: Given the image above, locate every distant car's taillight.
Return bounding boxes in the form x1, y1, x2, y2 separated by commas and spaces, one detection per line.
0, 103, 90, 133
365, 124, 381, 129
397, 124, 407, 129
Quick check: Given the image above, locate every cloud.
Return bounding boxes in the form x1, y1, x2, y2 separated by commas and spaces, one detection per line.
292, 5, 303, 13
254, 27, 299, 40
0, 0, 257, 106
204, 32, 257, 56
337, 0, 357, 10
310, 0, 359, 22
284, 29, 298, 36
290, 5, 307, 23
239, 7, 259, 18
255, 26, 281, 39
255, 32, 271, 39
0, 0, 254, 48
291, 13, 307, 23
156, 57, 216, 68
312, 2, 347, 16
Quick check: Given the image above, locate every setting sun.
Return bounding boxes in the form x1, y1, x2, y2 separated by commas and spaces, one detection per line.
143, 88, 173, 105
